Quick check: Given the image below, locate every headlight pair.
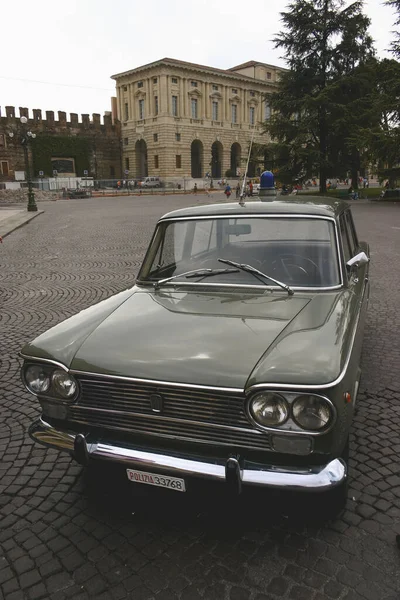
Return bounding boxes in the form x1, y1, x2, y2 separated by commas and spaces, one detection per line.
24, 364, 78, 400
249, 391, 332, 432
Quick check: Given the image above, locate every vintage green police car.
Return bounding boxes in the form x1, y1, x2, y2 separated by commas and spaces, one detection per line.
21, 198, 369, 508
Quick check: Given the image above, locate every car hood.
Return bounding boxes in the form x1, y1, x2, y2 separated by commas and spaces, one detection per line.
70, 288, 311, 388
23, 286, 353, 389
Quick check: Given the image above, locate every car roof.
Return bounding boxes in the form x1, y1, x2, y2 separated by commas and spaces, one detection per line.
159, 197, 349, 221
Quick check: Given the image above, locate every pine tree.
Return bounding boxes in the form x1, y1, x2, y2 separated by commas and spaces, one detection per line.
385, 0, 400, 58
326, 59, 381, 187
346, 3, 400, 188
265, 0, 374, 192
350, 58, 400, 187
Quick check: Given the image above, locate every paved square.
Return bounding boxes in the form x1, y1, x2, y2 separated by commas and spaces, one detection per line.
1, 194, 400, 600
0, 209, 23, 223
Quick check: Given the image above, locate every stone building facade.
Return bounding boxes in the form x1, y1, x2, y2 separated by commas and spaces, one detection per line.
0, 106, 121, 182
111, 58, 284, 181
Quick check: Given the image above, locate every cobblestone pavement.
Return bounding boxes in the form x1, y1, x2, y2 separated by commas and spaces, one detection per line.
1, 195, 400, 600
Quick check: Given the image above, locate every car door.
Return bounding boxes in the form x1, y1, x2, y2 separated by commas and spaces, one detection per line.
341, 209, 369, 394
344, 209, 369, 299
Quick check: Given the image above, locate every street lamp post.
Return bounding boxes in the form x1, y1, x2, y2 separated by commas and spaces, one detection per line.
8, 116, 38, 212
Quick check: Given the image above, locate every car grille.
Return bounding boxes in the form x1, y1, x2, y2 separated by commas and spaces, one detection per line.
68, 375, 271, 451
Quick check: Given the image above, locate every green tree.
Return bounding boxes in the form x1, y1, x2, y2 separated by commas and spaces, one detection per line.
365, 1, 400, 186
326, 59, 382, 187
265, 0, 374, 192
349, 58, 400, 187
385, 0, 400, 58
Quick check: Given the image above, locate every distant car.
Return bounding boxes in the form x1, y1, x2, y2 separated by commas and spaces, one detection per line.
22, 198, 369, 513
141, 176, 162, 188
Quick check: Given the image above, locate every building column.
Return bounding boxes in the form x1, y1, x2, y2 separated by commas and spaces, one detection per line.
160, 74, 168, 115
128, 84, 133, 121
221, 86, 225, 121
118, 88, 123, 122
184, 79, 188, 117
201, 81, 206, 119
166, 75, 170, 115
204, 83, 209, 119
180, 77, 185, 118
146, 78, 151, 117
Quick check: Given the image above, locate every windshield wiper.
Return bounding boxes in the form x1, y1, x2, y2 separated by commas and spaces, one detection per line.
153, 268, 240, 289
218, 258, 294, 295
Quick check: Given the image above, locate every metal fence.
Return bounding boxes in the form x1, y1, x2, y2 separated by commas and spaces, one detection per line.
5, 177, 245, 198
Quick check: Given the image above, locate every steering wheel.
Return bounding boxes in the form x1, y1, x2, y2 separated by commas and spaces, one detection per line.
270, 254, 320, 282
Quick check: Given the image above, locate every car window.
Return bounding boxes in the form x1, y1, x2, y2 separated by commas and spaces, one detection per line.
225, 217, 332, 242
147, 221, 185, 273
345, 210, 358, 254
339, 215, 351, 262
140, 217, 341, 287
191, 220, 217, 256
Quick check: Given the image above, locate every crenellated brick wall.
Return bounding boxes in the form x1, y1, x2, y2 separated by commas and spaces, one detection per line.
0, 106, 122, 181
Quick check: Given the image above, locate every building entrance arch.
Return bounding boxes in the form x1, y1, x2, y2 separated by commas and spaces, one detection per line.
191, 140, 203, 178
211, 141, 223, 179
230, 143, 241, 175
135, 140, 148, 178
248, 160, 256, 178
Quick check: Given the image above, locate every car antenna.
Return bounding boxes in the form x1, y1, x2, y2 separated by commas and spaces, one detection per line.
239, 103, 259, 206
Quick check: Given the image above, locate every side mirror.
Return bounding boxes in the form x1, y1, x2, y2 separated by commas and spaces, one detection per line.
346, 251, 369, 270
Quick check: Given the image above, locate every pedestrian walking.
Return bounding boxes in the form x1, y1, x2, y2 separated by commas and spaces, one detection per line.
224, 184, 231, 199
235, 183, 240, 199
249, 180, 253, 196
204, 183, 210, 197
193, 183, 197, 195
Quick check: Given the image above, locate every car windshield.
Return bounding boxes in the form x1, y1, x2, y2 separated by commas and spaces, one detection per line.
138, 216, 341, 288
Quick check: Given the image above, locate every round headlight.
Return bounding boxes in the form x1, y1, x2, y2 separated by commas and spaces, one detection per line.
24, 364, 51, 394
292, 395, 332, 431
52, 370, 77, 399
249, 392, 289, 427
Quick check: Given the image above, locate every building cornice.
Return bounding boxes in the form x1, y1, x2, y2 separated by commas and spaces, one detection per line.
111, 57, 283, 86
227, 60, 285, 71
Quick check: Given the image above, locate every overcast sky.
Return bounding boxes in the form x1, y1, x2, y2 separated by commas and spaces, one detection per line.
0, 0, 397, 119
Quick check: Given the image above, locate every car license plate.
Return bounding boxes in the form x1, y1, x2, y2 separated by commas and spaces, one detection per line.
126, 469, 186, 492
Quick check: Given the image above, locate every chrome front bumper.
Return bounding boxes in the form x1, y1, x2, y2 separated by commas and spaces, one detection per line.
29, 418, 347, 492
